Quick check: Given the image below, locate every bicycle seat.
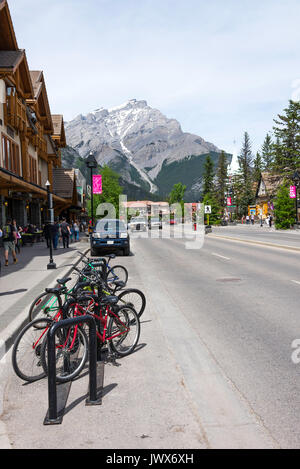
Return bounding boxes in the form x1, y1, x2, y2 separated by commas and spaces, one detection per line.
101, 295, 119, 305
76, 295, 95, 303
112, 280, 125, 289
57, 277, 72, 285
45, 286, 66, 295
90, 261, 105, 267
108, 254, 116, 259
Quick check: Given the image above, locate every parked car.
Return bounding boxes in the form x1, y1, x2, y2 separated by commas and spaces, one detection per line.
90, 219, 130, 256
148, 217, 162, 230
169, 219, 177, 225
129, 216, 147, 232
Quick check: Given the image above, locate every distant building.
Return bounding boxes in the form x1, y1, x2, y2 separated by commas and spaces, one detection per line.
255, 172, 284, 218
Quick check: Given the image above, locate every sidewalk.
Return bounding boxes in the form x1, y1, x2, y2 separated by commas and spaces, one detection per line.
0, 234, 89, 361
0, 237, 209, 451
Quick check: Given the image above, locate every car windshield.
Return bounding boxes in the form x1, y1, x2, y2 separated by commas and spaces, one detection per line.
151, 218, 159, 222
131, 218, 145, 222
96, 219, 126, 232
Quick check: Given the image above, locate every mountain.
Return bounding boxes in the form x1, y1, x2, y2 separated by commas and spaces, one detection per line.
64, 99, 232, 201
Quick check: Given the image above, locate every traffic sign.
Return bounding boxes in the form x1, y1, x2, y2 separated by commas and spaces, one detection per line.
204, 205, 211, 214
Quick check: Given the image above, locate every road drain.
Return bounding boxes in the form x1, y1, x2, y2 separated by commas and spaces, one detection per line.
216, 278, 242, 282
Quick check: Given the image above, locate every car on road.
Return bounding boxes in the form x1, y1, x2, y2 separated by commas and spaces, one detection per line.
90, 218, 130, 256
129, 216, 147, 232
148, 217, 163, 230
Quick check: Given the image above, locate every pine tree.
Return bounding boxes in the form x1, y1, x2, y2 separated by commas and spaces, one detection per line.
215, 150, 228, 209
261, 133, 273, 170
274, 181, 296, 229
253, 152, 263, 183
238, 131, 253, 181
273, 100, 300, 173
202, 154, 215, 197
236, 132, 255, 215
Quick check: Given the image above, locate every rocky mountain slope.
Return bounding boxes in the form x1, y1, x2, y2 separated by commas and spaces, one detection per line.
64, 99, 232, 200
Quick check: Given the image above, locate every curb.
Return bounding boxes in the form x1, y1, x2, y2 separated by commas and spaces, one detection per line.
208, 234, 300, 252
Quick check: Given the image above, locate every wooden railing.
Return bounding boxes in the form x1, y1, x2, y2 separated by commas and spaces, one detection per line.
32, 121, 47, 156
4, 94, 27, 134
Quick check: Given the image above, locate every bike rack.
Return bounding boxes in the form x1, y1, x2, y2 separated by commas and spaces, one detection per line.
44, 315, 102, 425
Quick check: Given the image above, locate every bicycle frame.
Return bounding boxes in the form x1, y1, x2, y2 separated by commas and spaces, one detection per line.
72, 301, 130, 345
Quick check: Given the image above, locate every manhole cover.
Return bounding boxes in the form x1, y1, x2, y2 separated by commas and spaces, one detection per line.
216, 278, 242, 283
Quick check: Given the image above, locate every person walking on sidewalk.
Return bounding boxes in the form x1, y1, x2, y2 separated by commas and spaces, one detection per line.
73, 221, 80, 242
60, 218, 71, 248
51, 219, 60, 250
13, 219, 22, 253
3, 218, 18, 266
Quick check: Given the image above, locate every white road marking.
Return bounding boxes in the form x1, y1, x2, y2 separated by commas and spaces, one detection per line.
291, 280, 300, 285
211, 252, 231, 260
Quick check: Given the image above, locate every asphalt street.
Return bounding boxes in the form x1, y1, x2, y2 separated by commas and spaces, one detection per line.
1, 225, 300, 448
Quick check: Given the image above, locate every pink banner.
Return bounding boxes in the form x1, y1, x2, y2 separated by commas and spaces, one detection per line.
93, 175, 102, 194
227, 197, 232, 206
290, 185, 296, 199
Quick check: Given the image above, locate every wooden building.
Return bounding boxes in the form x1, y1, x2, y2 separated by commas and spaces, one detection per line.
0, 0, 77, 227
255, 172, 284, 219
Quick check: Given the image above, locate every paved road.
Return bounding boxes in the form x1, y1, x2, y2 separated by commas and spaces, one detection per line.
131, 228, 300, 448
1, 226, 300, 448
210, 224, 300, 249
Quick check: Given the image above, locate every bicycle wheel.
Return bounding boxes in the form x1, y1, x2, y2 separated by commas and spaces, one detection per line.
28, 291, 62, 322
41, 324, 88, 383
106, 265, 128, 286
117, 289, 146, 318
108, 305, 140, 357
12, 318, 53, 382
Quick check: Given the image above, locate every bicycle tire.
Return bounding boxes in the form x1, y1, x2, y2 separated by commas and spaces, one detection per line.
41, 324, 89, 383
28, 291, 62, 323
117, 289, 146, 318
12, 318, 53, 382
108, 305, 140, 357
106, 265, 128, 286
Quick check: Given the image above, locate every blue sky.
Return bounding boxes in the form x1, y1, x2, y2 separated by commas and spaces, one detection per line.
8, 0, 300, 168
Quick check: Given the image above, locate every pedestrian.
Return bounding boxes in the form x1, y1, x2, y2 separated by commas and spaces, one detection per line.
269, 214, 273, 228
246, 215, 250, 225
251, 214, 255, 225
12, 219, 22, 253
3, 218, 18, 266
70, 222, 74, 243
60, 218, 71, 248
43, 222, 51, 248
51, 219, 60, 250
73, 221, 80, 241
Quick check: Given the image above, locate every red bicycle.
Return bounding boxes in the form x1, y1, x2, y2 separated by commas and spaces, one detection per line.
39, 295, 141, 383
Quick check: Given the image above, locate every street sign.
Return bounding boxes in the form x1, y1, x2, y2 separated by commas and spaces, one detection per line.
290, 186, 297, 199
204, 205, 211, 214
227, 197, 232, 206
93, 175, 102, 194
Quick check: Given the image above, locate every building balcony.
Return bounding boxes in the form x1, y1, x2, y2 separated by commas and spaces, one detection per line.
4, 94, 27, 134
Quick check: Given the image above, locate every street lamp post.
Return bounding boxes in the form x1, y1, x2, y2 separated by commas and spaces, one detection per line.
45, 180, 56, 270
85, 151, 98, 228
293, 170, 300, 225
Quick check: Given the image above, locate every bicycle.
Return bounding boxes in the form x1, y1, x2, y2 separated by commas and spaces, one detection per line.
40, 295, 140, 383
13, 288, 92, 383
